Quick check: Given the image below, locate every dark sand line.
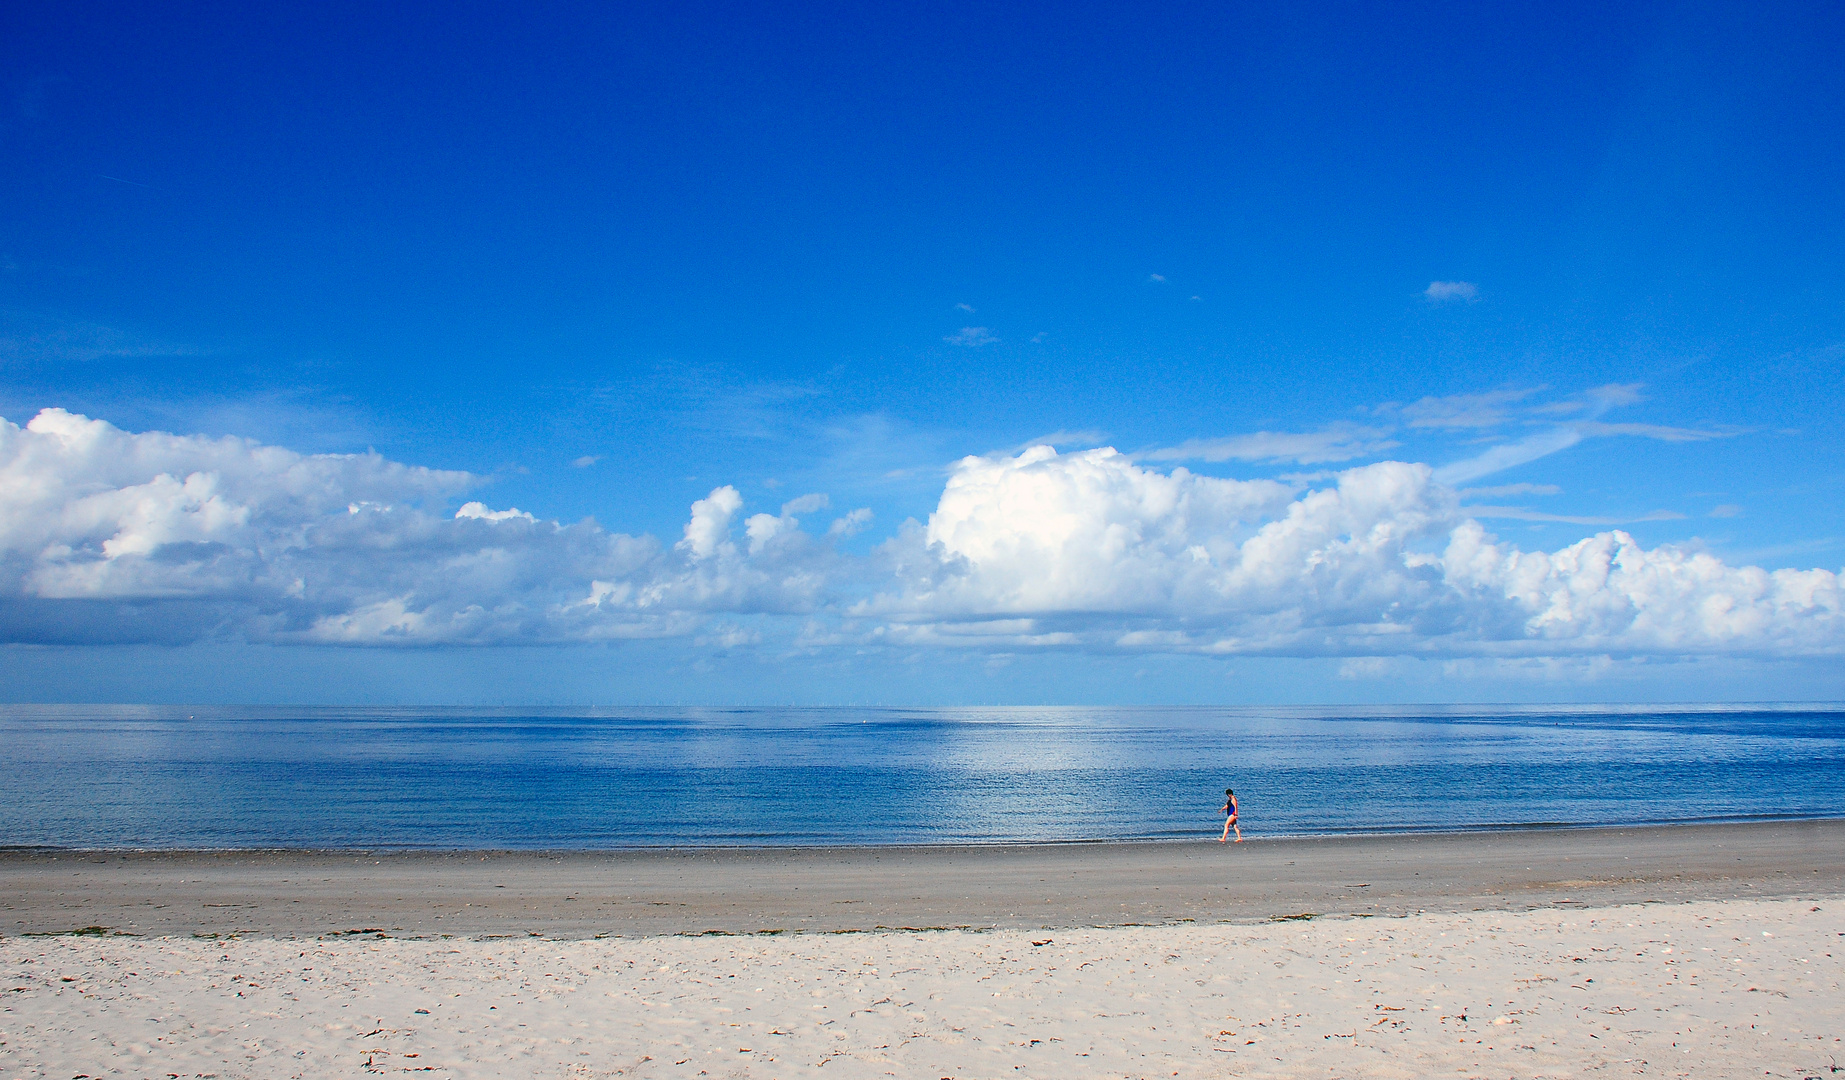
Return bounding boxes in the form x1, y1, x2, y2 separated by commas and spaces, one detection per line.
3, 820, 1841, 938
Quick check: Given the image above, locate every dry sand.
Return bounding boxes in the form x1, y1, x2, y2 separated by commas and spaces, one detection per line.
3, 822, 1843, 1078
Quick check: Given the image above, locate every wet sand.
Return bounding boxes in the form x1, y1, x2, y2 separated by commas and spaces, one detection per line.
3, 819, 1841, 938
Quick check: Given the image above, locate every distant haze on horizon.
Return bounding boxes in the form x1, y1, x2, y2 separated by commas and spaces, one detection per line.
2, 1, 1842, 704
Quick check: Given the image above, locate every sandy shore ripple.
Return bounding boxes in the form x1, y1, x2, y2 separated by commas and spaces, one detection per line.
3, 898, 1840, 1079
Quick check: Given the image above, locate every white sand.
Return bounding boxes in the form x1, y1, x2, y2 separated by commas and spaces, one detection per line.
3, 897, 1839, 1079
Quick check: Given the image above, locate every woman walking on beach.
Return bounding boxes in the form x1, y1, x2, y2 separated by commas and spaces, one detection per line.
1220, 788, 1241, 843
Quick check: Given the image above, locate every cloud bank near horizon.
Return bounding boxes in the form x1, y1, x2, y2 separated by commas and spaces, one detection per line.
1, 409, 1838, 661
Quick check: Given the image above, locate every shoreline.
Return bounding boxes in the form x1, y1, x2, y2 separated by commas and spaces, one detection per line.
4, 819, 1842, 938
8, 809, 1843, 854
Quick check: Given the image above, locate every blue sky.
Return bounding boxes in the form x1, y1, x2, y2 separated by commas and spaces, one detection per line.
2, 1, 1842, 704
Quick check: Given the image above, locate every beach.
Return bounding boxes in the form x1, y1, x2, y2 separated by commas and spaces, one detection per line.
3, 821, 1842, 1078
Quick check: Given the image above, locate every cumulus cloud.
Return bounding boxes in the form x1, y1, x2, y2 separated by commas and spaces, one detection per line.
859, 445, 1842, 659
1424, 280, 1479, 302
678, 486, 742, 559
0, 410, 837, 646
2, 410, 1838, 663
455, 502, 536, 523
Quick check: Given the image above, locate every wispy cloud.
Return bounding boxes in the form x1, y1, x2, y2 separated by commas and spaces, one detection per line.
1429, 384, 1730, 484
955, 302, 976, 312
1578, 421, 1728, 442
1126, 383, 1731, 494
779, 493, 830, 516
1142, 425, 1398, 465
0, 319, 204, 364
1433, 427, 1585, 485
572, 455, 600, 468
1147, 273, 1166, 283
1460, 505, 1686, 525
1585, 382, 1646, 408
1457, 483, 1562, 498
1424, 280, 1479, 302
945, 326, 997, 347
1380, 388, 1542, 429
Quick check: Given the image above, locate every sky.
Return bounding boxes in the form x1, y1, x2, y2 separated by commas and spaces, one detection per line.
1, 0, 1842, 704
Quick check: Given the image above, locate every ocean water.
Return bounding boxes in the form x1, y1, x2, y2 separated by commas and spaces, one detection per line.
1, 704, 1841, 849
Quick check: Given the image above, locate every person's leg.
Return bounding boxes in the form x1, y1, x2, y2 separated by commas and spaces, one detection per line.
1231, 816, 1242, 842
1220, 816, 1230, 842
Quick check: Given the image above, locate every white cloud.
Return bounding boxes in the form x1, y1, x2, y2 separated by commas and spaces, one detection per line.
780, 493, 830, 516
1440, 522, 1842, 656
827, 508, 873, 538
572, 455, 600, 468
1147, 273, 1166, 282
3, 409, 1838, 663
0, 411, 834, 646
1143, 426, 1398, 465
678, 486, 742, 559
945, 327, 997, 347
455, 502, 536, 523
955, 302, 976, 313
859, 445, 1843, 659
863, 448, 1436, 639
1424, 280, 1479, 302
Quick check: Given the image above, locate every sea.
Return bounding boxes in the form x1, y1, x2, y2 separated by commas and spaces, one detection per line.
2, 704, 1841, 849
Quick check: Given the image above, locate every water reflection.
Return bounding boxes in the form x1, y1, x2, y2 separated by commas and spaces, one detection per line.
0, 704, 1839, 848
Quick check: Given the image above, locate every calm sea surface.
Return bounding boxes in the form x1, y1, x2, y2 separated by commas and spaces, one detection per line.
1, 705, 1841, 849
